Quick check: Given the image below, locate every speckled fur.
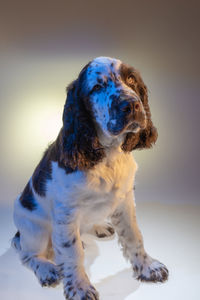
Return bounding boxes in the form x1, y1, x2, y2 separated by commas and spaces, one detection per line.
12, 57, 168, 300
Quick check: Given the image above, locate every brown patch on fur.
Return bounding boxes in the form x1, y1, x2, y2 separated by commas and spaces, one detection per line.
32, 131, 74, 196
20, 181, 37, 210
120, 63, 158, 152
61, 65, 105, 171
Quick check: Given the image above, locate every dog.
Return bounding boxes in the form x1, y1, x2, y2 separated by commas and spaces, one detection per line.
12, 57, 168, 300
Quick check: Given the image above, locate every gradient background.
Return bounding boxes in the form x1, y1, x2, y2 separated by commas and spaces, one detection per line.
0, 0, 199, 208
0, 1, 200, 299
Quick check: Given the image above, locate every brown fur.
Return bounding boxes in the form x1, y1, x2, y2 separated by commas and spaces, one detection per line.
120, 65, 158, 151
60, 67, 105, 171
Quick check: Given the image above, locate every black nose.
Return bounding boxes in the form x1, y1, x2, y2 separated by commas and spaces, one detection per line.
119, 100, 142, 114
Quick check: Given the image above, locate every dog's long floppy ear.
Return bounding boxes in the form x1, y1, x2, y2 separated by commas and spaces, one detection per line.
122, 74, 158, 152
60, 79, 105, 171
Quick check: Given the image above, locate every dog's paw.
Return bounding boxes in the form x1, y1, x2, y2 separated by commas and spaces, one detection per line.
133, 255, 169, 283
35, 261, 61, 287
64, 278, 99, 300
93, 223, 115, 238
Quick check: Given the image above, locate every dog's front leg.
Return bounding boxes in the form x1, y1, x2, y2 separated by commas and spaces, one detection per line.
52, 203, 99, 300
111, 190, 169, 283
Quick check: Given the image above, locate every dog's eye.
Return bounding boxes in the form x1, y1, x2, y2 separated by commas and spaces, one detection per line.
127, 74, 135, 85
91, 84, 102, 93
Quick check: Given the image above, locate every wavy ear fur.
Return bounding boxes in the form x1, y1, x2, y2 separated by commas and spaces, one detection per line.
122, 72, 158, 152
60, 78, 105, 171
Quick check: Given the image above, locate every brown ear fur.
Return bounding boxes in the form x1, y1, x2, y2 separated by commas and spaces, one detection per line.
121, 71, 158, 152
60, 78, 105, 171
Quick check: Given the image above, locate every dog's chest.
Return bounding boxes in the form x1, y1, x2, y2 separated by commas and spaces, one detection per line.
84, 151, 137, 201
50, 152, 137, 217
74, 151, 137, 226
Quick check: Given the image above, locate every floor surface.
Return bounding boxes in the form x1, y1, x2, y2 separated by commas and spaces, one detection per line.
0, 202, 200, 300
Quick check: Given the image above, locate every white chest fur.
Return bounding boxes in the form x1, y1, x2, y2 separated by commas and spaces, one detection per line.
82, 149, 137, 227
49, 149, 137, 227
86, 149, 137, 196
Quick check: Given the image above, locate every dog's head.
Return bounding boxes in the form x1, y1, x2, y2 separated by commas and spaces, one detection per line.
61, 57, 158, 170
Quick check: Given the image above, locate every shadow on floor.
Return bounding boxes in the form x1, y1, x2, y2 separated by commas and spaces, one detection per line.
0, 234, 139, 300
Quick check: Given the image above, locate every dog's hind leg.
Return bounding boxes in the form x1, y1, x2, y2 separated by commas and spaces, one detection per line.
12, 218, 61, 287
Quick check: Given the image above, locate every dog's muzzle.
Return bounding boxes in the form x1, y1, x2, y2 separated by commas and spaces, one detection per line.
107, 94, 146, 135
119, 97, 146, 129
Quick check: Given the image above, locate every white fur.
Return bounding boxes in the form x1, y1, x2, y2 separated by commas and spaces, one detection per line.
13, 145, 168, 298
13, 57, 168, 299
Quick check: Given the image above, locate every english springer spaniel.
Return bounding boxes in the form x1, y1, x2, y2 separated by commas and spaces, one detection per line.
12, 57, 168, 300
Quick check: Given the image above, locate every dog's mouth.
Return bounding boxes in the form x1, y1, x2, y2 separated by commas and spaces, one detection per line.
108, 119, 146, 136
125, 118, 147, 133
126, 122, 141, 133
